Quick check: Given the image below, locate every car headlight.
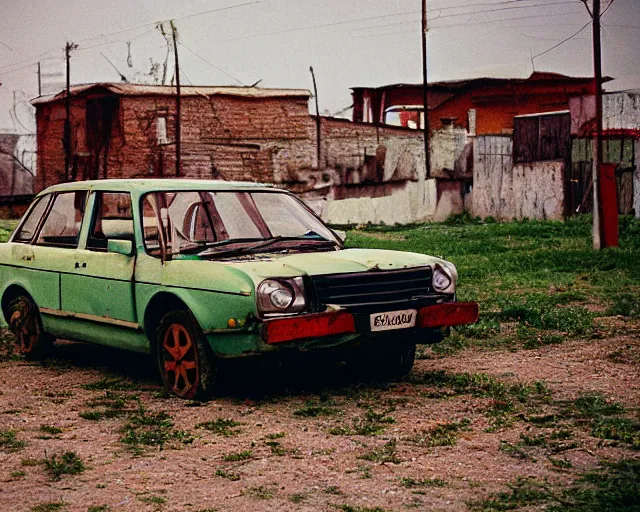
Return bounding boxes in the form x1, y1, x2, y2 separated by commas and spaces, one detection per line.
257, 278, 307, 315
433, 264, 456, 294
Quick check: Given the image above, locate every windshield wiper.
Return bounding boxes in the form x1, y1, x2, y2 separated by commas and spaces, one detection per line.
198, 236, 339, 259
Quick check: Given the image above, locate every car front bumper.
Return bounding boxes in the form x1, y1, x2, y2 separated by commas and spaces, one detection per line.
261, 302, 479, 345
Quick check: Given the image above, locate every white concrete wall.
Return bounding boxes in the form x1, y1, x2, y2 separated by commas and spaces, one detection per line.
430, 126, 472, 176
324, 179, 439, 225
571, 92, 640, 135
473, 136, 565, 221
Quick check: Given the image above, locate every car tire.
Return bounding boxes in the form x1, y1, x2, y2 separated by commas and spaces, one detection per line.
156, 310, 217, 400
351, 340, 417, 382
6, 295, 54, 360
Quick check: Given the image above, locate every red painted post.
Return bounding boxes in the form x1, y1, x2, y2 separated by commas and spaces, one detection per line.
600, 163, 619, 248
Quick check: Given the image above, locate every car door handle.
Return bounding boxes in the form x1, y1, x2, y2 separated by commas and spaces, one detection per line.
75, 261, 87, 269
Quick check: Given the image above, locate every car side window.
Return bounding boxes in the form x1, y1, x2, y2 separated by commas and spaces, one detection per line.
87, 192, 134, 251
36, 191, 87, 248
13, 196, 50, 243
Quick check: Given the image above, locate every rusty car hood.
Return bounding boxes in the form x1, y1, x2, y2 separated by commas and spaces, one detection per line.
223, 248, 446, 284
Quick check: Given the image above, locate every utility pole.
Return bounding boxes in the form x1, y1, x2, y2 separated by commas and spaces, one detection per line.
170, 20, 181, 178
591, 0, 606, 249
310, 66, 321, 168
37, 62, 42, 97
64, 42, 77, 182
422, 0, 431, 179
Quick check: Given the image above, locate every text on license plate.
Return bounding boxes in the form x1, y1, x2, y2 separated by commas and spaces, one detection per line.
370, 309, 417, 332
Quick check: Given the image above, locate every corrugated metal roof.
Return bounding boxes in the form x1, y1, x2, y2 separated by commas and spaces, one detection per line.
351, 72, 612, 93
32, 83, 311, 105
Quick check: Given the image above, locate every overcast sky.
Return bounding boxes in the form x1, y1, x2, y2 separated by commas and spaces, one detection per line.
0, 0, 639, 133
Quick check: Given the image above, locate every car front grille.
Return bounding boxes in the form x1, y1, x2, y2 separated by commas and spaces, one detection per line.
311, 266, 433, 311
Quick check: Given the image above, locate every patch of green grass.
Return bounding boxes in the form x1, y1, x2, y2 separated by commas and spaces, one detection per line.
39, 425, 63, 436
139, 496, 166, 505
289, 492, 308, 503
520, 433, 547, 447
44, 451, 85, 481
358, 439, 401, 464
329, 407, 395, 436
10, 470, 26, 478
242, 485, 275, 499
222, 450, 252, 462
455, 318, 501, 339
408, 418, 471, 447
606, 293, 640, 318
266, 432, 285, 440
196, 418, 242, 437
119, 409, 193, 454
472, 458, 640, 512
87, 506, 109, 512
0, 428, 26, 452
548, 456, 572, 469
399, 477, 446, 488
293, 403, 339, 417
30, 503, 66, 512
499, 441, 536, 462
592, 417, 640, 449
265, 440, 287, 456
336, 505, 390, 512
572, 394, 626, 418
214, 469, 240, 481
81, 378, 136, 391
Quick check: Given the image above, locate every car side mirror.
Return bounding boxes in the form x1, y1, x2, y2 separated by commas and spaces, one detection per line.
107, 239, 134, 257
334, 230, 347, 243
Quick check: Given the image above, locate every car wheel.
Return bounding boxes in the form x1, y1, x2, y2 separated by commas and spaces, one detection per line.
7, 295, 54, 360
351, 340, 416, 382
156, 310, 216, 400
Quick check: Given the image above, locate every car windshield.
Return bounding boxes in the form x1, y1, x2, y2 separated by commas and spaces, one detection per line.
142, 190, 339, 258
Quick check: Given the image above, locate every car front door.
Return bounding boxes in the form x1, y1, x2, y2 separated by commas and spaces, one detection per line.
59, 191, 138, 329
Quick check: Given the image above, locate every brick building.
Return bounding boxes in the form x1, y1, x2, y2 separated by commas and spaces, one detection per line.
32, 84, 318, 193
352, 72, 607, 136
32, 83, 435, 224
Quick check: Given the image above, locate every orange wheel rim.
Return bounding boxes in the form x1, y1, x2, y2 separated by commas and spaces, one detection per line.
162, 324, 198, 397
9, 302, 38, 354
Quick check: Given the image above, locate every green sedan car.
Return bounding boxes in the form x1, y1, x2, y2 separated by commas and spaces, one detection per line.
0, 179, 478, 399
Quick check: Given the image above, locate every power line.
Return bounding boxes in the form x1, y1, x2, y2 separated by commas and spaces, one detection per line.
532, 20, 591, 58
74, 0, 261, 45
353, 11, 581, 37
177, 41, 245, 85
601, 0, 615, 17
0, 0, 260, 77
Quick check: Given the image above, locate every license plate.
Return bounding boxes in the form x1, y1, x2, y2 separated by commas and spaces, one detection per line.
370, 309, 417, 332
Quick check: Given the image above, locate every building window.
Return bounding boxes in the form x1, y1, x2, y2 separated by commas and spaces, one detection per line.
157, 117, 169, 145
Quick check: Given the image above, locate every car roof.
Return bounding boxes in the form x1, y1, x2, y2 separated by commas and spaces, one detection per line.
37, 179, 279, 196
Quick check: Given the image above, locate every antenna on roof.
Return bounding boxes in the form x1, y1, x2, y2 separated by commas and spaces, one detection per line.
249, 79, 262, 88
100, 52, 128, 82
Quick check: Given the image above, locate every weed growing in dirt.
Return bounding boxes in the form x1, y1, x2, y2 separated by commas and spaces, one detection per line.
294, 402, 339, 417
87, 506, 109, 512
399, 477, 446, 488
119, 409, 193, 454
289, 493, 308, 503
407, 418, 471, 447
0, 429, 26, 452
592, 417, 640, 449
548, 456, 572, 469
336, 505, 390, 512
29, 503, 66, 512
358, 439, 401, 464
499, 441, 536, 462
39, 425, 63, 436
196, 418, 242, 437
606, 293, 640, 318
329, 407, 395, 436
44, 451, 85, 480
572, 393, 626, 417
81, 378, 137, 391
471, 458, 640, 511
242, 485, 276, 499
222, 450, 252, 462
139, 496, 166, 505
214, 469, 240, 481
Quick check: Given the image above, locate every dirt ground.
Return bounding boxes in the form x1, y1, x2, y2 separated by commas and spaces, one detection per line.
1, 325, 639, 512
